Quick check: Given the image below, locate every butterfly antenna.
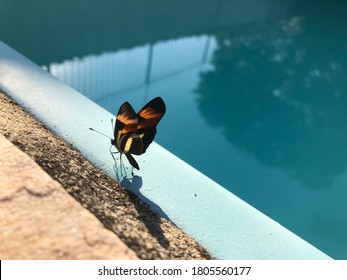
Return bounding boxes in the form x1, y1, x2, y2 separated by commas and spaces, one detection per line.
89, 127, 113, 140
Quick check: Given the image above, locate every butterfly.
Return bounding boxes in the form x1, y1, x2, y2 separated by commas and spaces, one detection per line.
111, 97, 166, 170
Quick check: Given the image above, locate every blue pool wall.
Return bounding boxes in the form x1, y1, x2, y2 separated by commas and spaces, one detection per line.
0, 41, 331, 259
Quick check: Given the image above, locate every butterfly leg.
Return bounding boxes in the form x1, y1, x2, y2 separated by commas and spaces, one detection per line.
109, 146, 132, 178
109, 145, 122, 179
112, 164, 120, 181
120, 153, 129, 177
109, 146, 120, 160
111, 150, 125, 178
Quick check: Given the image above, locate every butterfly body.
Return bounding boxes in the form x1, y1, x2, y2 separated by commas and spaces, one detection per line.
112, 97, 166, 170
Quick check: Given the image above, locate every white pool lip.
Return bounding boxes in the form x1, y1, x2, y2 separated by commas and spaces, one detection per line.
0, 41, 331, 259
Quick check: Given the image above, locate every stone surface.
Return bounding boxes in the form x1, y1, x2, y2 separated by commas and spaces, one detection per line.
0, 92, 210, 260
0, 135, 138, 259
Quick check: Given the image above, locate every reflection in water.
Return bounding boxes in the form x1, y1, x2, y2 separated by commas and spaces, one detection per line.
47, 36, 213, 102
195, 16, 347, 190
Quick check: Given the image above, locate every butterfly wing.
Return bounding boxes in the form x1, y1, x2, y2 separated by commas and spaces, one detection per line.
125, 153, 140, 170
137, 97, 166, 153
113, 97, 166, 170
114, 102, 143, 156
114, 102, 138, 138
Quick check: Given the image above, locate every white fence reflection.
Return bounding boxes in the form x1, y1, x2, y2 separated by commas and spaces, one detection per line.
47, 35, 216, 101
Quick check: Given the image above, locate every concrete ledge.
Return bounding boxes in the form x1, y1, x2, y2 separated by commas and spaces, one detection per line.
0, 41, 331, 259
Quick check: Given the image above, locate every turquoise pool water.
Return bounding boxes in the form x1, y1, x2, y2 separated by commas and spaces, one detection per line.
2, 0, 346, 259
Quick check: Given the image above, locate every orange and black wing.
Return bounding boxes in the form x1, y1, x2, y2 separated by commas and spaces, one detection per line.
137, 97, 166, 153
113, 97, 166, 170
114, 102, 143, 156
114, 102, 138, 138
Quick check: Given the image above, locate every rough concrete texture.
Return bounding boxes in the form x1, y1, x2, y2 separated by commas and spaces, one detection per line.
0, 135, 138, 260
0, 92, 210, 259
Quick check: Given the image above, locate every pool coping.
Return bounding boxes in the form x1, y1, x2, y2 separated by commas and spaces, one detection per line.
0, 41, 331, 259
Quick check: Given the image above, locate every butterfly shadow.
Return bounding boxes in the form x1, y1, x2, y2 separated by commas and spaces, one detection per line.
121, 175, 174, 249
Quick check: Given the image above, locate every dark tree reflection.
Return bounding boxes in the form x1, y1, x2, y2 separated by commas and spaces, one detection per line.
195, 9, 347, 189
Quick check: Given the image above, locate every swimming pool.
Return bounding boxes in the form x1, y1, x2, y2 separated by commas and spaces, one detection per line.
2, 0, 346, 259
